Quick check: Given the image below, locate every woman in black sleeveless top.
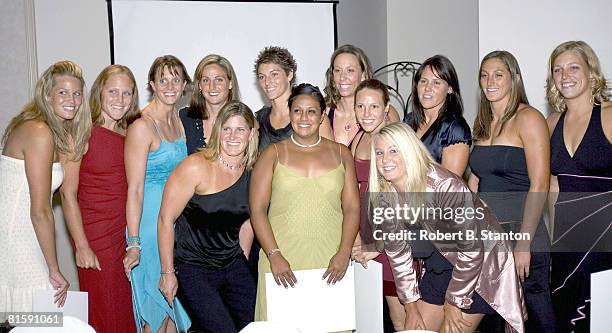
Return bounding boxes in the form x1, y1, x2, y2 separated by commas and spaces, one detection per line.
546, 41, 612, 333
469, 50, 554, 332
158, 101, 259, 332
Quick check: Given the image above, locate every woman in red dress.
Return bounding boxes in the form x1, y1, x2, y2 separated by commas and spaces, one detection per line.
61, 64, 140, 332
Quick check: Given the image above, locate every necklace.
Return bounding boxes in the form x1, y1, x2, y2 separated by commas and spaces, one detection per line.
218, 155, 244, 170
344, 122, 357, 132
290, 134, 321, 148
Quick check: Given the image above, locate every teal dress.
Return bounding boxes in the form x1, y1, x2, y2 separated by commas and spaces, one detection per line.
130, 132, 191, 332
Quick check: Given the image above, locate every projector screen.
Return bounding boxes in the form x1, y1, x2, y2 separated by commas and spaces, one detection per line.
109, 0, 336, 111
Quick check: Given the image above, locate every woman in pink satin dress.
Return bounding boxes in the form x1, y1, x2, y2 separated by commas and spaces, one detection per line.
368, 122, 526, 333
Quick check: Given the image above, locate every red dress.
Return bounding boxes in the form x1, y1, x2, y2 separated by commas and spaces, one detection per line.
77, 126, 135, 333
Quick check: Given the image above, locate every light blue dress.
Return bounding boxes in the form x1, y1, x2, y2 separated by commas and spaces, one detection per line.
130, 119, 191, 332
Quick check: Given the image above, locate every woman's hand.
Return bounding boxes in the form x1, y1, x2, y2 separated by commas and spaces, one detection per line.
159, 273, 178, 307
404, 301, 426, 330
269, 252, 297, 288
323, 249, 350, 284
513, 243, 531, 283
75, 246, 101, 270
123, 248, 140, 280
442, 301, 472, 333
49, 269, 69, 307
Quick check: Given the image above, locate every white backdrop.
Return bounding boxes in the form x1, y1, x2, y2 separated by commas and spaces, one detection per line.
478, 0, 612, 116
111, 0, 336, 111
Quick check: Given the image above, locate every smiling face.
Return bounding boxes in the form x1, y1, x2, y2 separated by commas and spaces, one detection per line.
220, 115, 252, 158
49, 75, 83, 121
552, 50, 591, 101
290, 94, 323, 139
333, 53, 365, 98
150, 67, 186, 106
355, 88, 387, 133
374, 136, 407, 187
417, 65, 451, 113
199, 63, 231, 107
257, 63, 293, 102
480, 57, 512, 104
101, 74, 134, 125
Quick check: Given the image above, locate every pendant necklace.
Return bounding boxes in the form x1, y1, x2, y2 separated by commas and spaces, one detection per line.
218, 155, 244, 170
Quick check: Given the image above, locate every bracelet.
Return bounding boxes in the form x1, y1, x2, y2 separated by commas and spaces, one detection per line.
126, 235, 141, 245
126, 245, 141, 252
160, 269, 176, 275
267, 248, 281, 257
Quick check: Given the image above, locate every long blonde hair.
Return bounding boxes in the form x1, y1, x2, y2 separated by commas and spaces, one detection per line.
546, 40, 609, 113
2, 60, 91, 160
203, 101, 259, 170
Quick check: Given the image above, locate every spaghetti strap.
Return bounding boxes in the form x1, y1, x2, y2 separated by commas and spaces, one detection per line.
145, 115, 164, 141
337, 142, 343, 167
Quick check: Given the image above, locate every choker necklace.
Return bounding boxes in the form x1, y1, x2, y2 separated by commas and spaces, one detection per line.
291, 134, 321, 148
218, 155, 244, 170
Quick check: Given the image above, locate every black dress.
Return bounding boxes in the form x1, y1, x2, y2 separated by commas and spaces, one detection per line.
550, 104, 612, 333
470, 145, 555, 332
174, 170, 256, 332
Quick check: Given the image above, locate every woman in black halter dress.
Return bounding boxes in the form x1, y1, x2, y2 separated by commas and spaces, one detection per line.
546, 41, 612, 333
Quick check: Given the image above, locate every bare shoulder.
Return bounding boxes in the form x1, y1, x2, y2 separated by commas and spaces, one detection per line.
17, 120, 54, 146
516, 104, 546, 124
126, 116, 154, 140
177, 152, 209, 176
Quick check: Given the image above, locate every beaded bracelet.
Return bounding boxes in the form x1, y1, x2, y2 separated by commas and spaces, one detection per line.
126, 235, 141, 245
267, 248, 281, 257
126, 244, 141, 252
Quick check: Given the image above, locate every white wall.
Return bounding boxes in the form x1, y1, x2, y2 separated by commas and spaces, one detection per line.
0, 0, 33, 137
478, 0, 612, 116
386, 0, 480, 125
336, 0, 388, 71
34, 0, 110, 90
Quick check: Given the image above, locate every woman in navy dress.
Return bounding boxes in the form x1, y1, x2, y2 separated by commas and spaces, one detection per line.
546, 40, 612, 333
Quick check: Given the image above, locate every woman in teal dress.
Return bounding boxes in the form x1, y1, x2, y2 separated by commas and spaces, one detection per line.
123, 55, 192, 333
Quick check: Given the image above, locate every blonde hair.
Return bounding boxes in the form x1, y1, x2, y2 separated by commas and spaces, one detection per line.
203, 101, 259, 170
2, 60, 91, 160
546, 40, 609, 113
90, 64, 140, 130
473, 50, 528, 140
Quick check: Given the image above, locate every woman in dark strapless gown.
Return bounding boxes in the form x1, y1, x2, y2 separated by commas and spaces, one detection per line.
469, 50, 553, 332
545, 40, 612, 333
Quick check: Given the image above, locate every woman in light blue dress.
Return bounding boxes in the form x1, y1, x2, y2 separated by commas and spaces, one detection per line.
123, 55, 192, 333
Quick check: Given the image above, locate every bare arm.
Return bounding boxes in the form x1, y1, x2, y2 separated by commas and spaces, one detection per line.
157, 156, 201, 304
23, 122, 69, 305
516, 107, 550, 281
60, 157, 101, 270
467, 173, 479, 193
239, 220, 254, 259
123, 119, 153, 276
249, 145, 297, 287
546, 112, 562, 240
441, 143, 470, 177
323, 145, 360, 284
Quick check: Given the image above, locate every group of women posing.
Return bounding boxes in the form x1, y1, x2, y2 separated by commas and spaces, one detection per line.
0, 40, 609, 333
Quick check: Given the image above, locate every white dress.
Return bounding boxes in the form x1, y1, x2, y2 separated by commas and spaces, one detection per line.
0, 155, 64, 320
